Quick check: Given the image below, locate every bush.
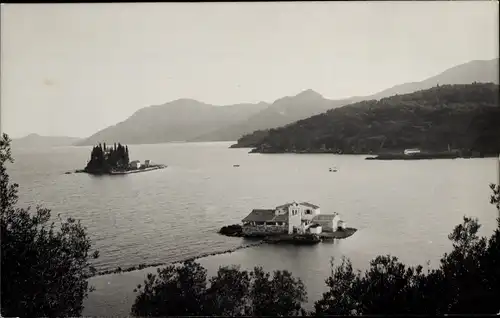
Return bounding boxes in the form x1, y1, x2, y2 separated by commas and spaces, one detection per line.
133, 183, 500, 316
0, 133, 99, 317
131, 262, 307, 316
315, 186, 500, 315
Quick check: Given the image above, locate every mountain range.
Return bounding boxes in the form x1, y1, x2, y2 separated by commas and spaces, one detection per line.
234, 83, 500, 155
12, 134, 82, 149
75, 100, 269, 146
73, 58, 498, 146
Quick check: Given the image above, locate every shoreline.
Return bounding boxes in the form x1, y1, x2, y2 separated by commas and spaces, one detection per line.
67, 165, 167, 175
365, 154, 498, 160
89, 240, 264, 278
219, 224, 358, 241
230, 147, 497, 160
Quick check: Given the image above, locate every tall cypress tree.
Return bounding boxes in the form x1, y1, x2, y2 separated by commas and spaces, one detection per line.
124, 146, 130, 165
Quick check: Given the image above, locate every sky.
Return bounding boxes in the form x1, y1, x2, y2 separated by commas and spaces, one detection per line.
1, 2, 498, 138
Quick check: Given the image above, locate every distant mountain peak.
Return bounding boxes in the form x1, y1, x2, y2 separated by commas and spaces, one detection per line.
295, 89, 323, 99
273, 89, 324, 105
12, 134, 81, 149
170, 98, 202, 104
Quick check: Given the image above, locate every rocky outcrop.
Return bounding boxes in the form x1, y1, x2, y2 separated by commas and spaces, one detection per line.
219, 224, 243, 237
242, 224, 287, 236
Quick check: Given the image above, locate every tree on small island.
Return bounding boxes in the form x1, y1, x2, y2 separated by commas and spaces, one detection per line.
84, 142, 130, 173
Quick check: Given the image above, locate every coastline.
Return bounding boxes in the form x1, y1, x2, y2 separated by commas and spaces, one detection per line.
229, 146, 497, 160
68, 164, 167, 176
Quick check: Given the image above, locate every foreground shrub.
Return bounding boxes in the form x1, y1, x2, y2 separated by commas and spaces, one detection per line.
1, 133, 99, 317
131, 262, 307, 316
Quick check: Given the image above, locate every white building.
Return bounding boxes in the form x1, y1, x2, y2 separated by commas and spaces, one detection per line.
308, 224, 322, 234
311, 213, 341, 232
404, 148, 421, 155
337, 220, 347, 230
242, 201, 341, 235
129, 160, 141, 169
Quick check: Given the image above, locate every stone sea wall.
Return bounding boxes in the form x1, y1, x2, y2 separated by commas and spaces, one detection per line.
242, 224, 287, 236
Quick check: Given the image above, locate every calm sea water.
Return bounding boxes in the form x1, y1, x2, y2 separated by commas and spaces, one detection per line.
9, 142, 499, 316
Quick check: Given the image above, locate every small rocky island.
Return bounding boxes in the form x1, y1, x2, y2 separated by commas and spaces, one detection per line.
72, 143, 166, 175
219, 202, 357, 244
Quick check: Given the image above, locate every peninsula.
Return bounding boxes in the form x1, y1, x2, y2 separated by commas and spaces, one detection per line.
231, 83, 500, 158
72, 143, 166, 175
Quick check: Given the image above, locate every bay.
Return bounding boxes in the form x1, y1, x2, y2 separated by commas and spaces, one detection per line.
9, 142, 498, 316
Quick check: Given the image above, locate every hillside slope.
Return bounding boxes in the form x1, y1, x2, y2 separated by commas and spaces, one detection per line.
76, 99, 269, 146
235, 83, 500, 156
369, 58, 499, 100
191, 90, 354, 142
78, 58, 499, 145
200, 58, 499, 142
12, 134, 82, 149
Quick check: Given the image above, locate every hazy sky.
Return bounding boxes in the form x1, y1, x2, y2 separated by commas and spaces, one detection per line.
1, 2, 498, 138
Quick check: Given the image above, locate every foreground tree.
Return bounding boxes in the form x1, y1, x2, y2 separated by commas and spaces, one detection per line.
131, 262, 307, 316
249, 267, 307, 316
131, 261, 208, 316
491, 183, 500, 210
132, 184, 498, 316
0, 133, 99, 317
203, 265, 252, 316
315, 184, 500, 316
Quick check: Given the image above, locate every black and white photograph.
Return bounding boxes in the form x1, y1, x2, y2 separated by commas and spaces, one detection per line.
1, 1, 499, 317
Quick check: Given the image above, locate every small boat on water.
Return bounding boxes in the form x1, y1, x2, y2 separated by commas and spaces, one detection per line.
329, 167, 338, 172
233, 164, 240, 167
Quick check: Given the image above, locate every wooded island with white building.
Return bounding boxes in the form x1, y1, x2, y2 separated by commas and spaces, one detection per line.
220, 202, 356, 244
69, 143, 166, 175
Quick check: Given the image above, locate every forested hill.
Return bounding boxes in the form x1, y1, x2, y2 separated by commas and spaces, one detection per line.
233, 83, 500, 156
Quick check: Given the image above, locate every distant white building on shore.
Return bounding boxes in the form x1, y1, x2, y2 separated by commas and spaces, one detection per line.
404, 148, 421, 155
129, 160, 141, 169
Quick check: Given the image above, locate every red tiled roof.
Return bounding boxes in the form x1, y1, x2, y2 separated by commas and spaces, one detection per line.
276, 202, 294, 209
242, 209, 289, 223
312, 214, 338, 221
242, 209, 276, 222
300, 202, 320, 209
